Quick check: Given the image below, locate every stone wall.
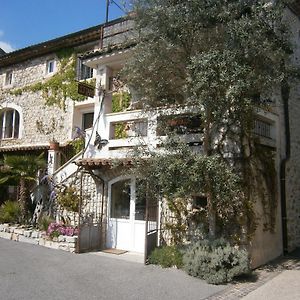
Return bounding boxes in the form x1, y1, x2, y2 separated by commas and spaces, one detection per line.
0, 224, 77, 253
0, 53, 74, 146
283, 9, 300, 251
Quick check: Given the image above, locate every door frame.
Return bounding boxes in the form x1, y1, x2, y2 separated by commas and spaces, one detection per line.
107, 175, 145, 252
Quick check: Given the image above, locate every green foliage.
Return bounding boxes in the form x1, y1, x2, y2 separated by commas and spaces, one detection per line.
149, 245, 183, 268
6, 48, 96, 109
38, 215, 54, 232
183, 238, 250, 284
114, 123, 128, 139
124, 0, 294, 240
56, 186, 80, 213
112, 91, 131, 112
70, 138, 85, 155
0, 154, 46, 222
0, 154, 46, 184
133, 140, 244, 239
0, 200, 21, 224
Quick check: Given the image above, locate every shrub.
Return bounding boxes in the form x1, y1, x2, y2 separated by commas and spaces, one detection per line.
38, 215, 54, 232
0, 200, 21, 224
148, 245, 183, 268
56, 186, 80, 212
183, 238, 250, 284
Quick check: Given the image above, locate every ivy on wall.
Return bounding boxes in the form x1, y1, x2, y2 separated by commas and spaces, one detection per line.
6, 48, 96, 110
112, 91, 131, 113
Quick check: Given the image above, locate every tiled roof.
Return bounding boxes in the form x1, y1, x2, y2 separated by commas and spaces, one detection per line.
0, 144, 50, 152
79, 41, 136, 60
76, 157, 134, 168
0, 17, 126, 68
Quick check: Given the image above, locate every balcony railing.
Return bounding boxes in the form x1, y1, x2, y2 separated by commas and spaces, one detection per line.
254, 119, 272, 139
84, 110, 276, 159
110, 119, 148, 140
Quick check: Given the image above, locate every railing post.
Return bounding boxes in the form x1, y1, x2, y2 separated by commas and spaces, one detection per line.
47, 148, 61, 175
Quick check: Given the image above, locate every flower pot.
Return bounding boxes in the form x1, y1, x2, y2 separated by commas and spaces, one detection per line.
49, 141, 59, 151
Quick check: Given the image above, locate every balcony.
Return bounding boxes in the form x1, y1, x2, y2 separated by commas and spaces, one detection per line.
83, 108, 277, 160
253, 117, 276, 148
84, 108, 203, 159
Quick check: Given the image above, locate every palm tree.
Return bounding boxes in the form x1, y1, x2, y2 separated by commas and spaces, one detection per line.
0, 154, 46, 222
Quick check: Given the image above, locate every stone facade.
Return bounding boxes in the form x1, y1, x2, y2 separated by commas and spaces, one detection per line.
0, 54, 79, 147
282, 8, 300, 251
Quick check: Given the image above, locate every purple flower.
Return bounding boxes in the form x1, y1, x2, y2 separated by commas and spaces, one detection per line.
46, 222, 78, 238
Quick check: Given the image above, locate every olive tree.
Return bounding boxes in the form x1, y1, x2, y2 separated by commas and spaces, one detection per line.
123, 0, 293, 240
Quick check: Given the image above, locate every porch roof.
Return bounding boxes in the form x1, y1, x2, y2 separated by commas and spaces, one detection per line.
75, 157, 134, 168
0, 144, 49, 153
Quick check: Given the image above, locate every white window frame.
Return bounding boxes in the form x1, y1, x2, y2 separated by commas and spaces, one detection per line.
5, 71, 13, 86
77, 59, 93, 80
0, 108, 20, 140
46, 59, 56, 75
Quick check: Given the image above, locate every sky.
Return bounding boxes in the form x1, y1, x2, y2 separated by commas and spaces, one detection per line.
0, 0, 129, 53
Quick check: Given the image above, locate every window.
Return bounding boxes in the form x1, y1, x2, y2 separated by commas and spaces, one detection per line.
46, 59, 55, 74
77, 59, 93, 80
5, 71, 13, 85
157, 114, 202, 136
0, 109, 20, 139
254, 119, 272, 139
111, 179, 131, 219
192, 195, 207, 209
82, 112, 94, 130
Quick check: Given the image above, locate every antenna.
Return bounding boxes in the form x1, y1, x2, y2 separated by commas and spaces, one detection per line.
105, 0, 126, 23
106, 0, 109, 23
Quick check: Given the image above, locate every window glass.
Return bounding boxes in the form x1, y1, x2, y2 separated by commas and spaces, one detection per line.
111, 179, 131, 219
14, 111, 20, 138
82, 112, 94, 130
5, 72, 13, 85
0, 112, 3, 136
157, 114, 202, 136
4, 110, 13, 138
77, 59, 93, 80
47, 60, 55, 74
135, 179, 146, 221
0, 109, 20, 140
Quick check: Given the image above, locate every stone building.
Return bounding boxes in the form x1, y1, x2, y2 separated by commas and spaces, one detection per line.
1, 4, 300, 268
0, 18, 130, 201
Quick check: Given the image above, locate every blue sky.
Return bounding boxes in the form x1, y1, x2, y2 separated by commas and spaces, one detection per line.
0, 0, 129, 52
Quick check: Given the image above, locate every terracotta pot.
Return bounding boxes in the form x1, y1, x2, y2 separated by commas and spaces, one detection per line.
49, 141, 59, 151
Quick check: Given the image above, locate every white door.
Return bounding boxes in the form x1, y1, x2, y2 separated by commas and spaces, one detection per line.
107, 177, 146, 253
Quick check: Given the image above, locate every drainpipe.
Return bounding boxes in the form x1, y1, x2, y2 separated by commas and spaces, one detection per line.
280, 80, 290, 255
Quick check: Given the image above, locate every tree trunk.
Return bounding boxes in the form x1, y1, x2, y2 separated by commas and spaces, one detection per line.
18, 178, 27, 222
203, 112, 216, 239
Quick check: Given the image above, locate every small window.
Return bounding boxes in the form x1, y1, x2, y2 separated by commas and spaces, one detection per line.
0, 109, 20, 139
5, 71, 13, 85
82, 112, 94, 130
192, 195, 207, 209
46, 59, 55, 74
77, 59, 93, 80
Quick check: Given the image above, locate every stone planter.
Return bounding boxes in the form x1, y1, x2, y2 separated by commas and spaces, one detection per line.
0, 224, 77, 253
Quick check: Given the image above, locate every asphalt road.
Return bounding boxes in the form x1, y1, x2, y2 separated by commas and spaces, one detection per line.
0, 238, 225, 300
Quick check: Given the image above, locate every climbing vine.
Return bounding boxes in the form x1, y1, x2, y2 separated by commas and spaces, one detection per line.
6, 48, 96, 110
112, 91, 131, 112
56, 185, 80, 213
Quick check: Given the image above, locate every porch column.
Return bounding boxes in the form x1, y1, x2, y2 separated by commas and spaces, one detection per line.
47, 146, 61, 175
